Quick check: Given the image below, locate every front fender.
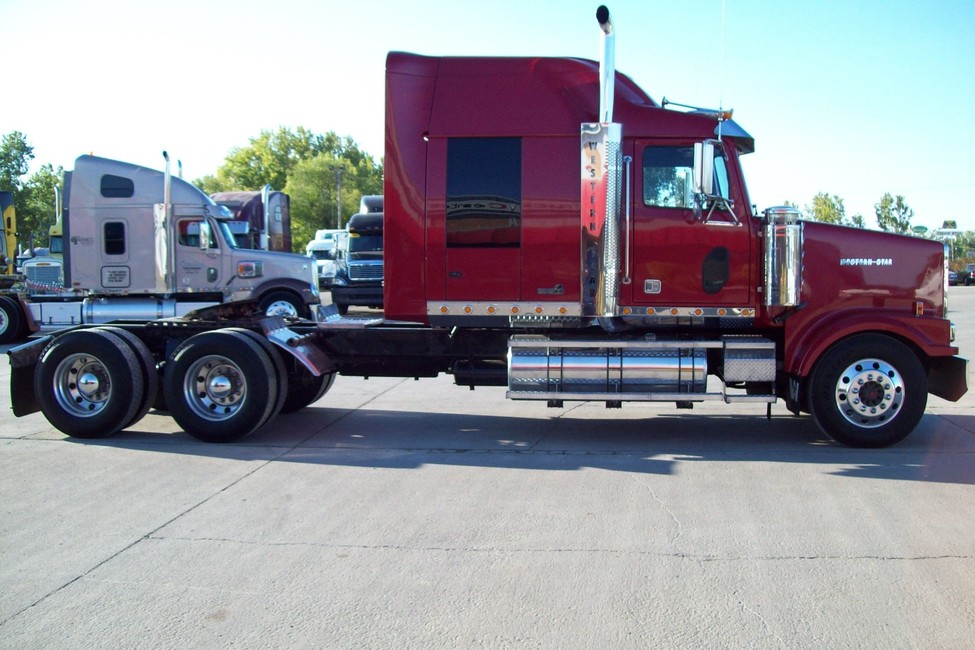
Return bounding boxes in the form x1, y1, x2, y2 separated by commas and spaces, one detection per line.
785, 308, 957, 378
244, 278, 318, 306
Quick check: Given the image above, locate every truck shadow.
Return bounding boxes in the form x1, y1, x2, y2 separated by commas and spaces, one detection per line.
79, 407, 975, 486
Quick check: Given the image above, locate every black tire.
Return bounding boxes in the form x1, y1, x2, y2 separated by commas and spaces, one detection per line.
0, 295, 25, 344
150, 384, 168, 413
807, 334, 926, 448
258, 291, 307, 319
335, 303, 349, 316
281, 365, 336, 413
163, 329, 279, 443
34, 329, 145, 439
223, 328, 288, 425
94, 327, 159, 430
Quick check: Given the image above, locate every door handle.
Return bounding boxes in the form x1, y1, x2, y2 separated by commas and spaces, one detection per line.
623, 155, 633, 285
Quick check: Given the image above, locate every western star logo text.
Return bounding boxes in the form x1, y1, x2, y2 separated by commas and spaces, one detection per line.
840, 258, 893, 266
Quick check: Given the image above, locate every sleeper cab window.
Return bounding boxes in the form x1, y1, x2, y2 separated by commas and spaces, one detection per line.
446, 137, 522, 247
104, 221, 125, 255
100, 174, 135, 198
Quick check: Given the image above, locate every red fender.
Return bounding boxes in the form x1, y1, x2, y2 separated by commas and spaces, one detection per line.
784, 308, 956, 378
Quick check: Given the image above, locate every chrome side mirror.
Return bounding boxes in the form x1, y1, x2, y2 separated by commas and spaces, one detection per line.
693, 141, 715, 197
693, 140, 738, 225
198, 221, 212, 250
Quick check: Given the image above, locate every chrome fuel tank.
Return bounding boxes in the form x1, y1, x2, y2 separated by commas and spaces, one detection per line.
508, 338, 706, 396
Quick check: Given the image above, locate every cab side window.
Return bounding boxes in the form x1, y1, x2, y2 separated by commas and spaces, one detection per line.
177, 219, 216, 248
642, 145, 729, 208
643, 146, 694, 209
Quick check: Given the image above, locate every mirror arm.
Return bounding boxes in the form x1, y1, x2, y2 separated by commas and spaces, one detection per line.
701, 195, 739, 225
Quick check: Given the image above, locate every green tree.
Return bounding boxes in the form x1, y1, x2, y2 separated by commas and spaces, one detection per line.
195, 127, 379, 194
875, 193, 914, 234
194, 127, 384, 251
285, 152, 383, 249
0, 131, 34, 194
947, 229, 975, 265
806, 192, 847, 224
18, 164, 64, 247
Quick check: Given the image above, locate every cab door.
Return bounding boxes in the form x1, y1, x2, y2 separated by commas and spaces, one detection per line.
625, 140, 752, 308
174, 217, 225, 291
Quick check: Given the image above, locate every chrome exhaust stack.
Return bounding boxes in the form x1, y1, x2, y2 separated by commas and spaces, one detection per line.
162, 151, 172, 207
763, 207, 803, 307
581, 6, 624, 324
597, 5, 615, 123
155, 151, 175, 293
261, 184, 272, 250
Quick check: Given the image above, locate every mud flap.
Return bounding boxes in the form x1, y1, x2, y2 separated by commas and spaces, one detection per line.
928, 355, 969, 402
7, 336, 51, 416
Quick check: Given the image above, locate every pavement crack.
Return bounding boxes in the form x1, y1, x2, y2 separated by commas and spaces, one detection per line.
628, 474, 684, 552
146, 536, 975, 563
736, 590, 787, 646
0, 456, 283, 627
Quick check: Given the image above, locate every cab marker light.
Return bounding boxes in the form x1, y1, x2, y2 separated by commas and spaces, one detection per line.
237, 261, 263, 278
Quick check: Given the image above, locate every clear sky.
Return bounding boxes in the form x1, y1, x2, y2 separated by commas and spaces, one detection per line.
3, 0, 974, 231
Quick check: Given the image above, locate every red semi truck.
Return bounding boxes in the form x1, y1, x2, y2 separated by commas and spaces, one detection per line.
7, 7, 967, 447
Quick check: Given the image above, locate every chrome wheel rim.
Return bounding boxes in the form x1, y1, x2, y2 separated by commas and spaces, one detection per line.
264, 300, 298, 317
833, 358, 904, 428
53, 353, 112, 417
183, 355, 247, 421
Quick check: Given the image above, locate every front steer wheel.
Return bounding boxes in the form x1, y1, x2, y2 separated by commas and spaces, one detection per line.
807, 334, 927, 448
258, 291, 308, 319
164, 329, 280, 443
34, 329, 146, 438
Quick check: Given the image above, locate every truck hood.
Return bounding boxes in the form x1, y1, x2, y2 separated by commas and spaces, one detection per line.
233, 248, 309, 263
800, 221, 945, 313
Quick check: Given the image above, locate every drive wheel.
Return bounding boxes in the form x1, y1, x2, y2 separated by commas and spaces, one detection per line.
0, 295, 24, 344
258, 291, 307, 319
164, 329, 279, 443
35, 329, 145, 438
223, 328, 288, 425
281, 365, 336, 413
94, 327, 159, 430
807, 334, 926, 448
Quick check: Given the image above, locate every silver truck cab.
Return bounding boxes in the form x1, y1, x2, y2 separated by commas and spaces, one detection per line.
63, 155, 319, 317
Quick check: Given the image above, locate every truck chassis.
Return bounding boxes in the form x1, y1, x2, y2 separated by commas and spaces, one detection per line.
7, 300, 964, 448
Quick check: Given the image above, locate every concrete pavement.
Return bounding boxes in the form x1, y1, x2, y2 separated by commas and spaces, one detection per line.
1, 290, 973, 648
